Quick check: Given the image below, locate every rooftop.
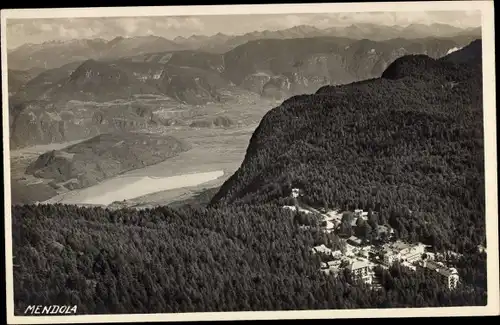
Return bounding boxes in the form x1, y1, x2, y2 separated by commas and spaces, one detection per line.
348, 236, 363, 244
437, 268, 458, 277
378, 225, 395, 234
390, 241, 412, 251
312, 244, 332, 254
324, 220, 335, 229
401, 261, 417, 270
347, 258, 370, 271
327, 260, 342, 267
326, 211, 343, 219
422, 261, 458, 277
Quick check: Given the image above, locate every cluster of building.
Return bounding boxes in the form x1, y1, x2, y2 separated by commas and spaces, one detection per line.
313, 237, 460, 289
286, 189, 461, 290
312, 243, 375, 285
312, 208, 460, 290
319, 208, 376, 231
418, 260, 459, 289
379, 241, 427, 268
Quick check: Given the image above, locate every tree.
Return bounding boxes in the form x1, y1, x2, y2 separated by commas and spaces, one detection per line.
356, 217, 366, 228
339, 223, 353, 237
368, 209, 378, 229
341, 212, 354, 224
362, 223, 373, 242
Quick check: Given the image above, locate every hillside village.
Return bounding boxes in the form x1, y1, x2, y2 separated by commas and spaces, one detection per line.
284, 188, 460, 290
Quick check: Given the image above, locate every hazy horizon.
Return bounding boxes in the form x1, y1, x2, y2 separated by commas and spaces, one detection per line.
6, 11, 481, 50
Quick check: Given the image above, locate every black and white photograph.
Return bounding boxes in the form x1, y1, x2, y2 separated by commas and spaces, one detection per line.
2, 1, 498, 323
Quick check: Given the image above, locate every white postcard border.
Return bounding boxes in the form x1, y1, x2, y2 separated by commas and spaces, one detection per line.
2, 1, 498, 323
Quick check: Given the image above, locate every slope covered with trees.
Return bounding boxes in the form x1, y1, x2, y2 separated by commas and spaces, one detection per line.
12, 203, 486, 315
212, 40, 485, 254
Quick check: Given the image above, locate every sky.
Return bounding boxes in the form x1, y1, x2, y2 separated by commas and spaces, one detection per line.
6, 11, 481, 49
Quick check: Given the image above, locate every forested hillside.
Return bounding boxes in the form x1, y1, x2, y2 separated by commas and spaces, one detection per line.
211, 40, 484, 253
12, 204, 486, 314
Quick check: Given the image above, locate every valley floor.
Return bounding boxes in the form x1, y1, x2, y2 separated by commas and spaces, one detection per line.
9, 89, 282, 207
10, 121, 263, 208
10, 127, 241, 206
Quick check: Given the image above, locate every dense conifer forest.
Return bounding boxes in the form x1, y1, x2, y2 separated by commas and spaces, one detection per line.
11, 40, 487, 314
12, 203, 486, 314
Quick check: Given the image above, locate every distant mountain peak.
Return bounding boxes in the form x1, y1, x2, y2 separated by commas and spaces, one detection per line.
174, 36, 187, 42
107, 36, 125, 47
140, 35, 164, 40
109, 36, 125, 42
188, 34, 209, 41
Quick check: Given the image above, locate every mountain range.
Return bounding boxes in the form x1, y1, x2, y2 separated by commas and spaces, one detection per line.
8, 23, 481, 71
7, 36, 181, 71
8, 34, 480, 149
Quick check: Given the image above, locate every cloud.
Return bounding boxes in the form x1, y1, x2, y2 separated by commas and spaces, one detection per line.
184, 17, 204, 30
58, 25, 80, 38
284, 15, 304, 27
40, 23, 53, 32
